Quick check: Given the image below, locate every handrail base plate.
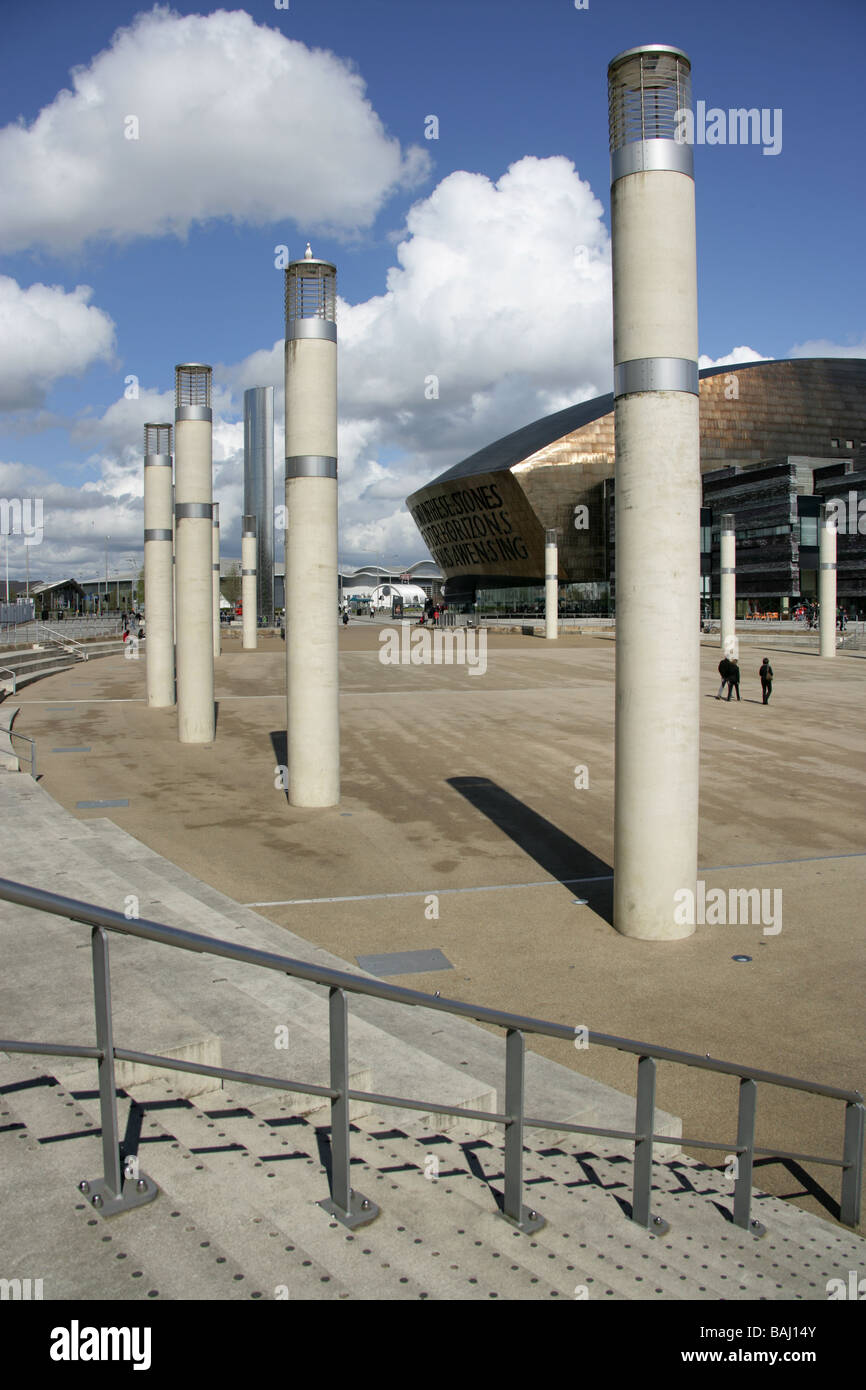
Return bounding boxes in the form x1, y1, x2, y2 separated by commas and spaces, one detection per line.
500, 1204, 546, 1235
78, 1173, 159, 1218
318, 1191, 379, 1230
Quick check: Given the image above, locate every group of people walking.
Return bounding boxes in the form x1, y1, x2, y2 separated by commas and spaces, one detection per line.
717, 655, 774, 704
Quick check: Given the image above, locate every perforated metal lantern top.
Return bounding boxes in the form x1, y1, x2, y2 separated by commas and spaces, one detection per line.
608, 45, 691, 150
144, 423, 172, 456
175, 364, 212, 409
285, 254, 337, 327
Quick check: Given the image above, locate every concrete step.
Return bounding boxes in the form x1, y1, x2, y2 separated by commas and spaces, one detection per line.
0, 1082, 161, 1301
0, 1062, 340, 1300
0, 795, 491, 1128
83, 1072, 581, 1301
0, 1058, 356, 1301
42, 817, 503, 1132
73, 813, 680, 1149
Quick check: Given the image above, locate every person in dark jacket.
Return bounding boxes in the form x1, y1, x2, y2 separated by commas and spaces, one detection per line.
759, 657, 773, 704
716, 657, 731, 699
726, 658, 741, 701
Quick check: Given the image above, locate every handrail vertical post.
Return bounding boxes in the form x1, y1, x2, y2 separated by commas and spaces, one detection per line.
840, 1100, 864, 1227
501, 1027, 544, 1232
317, 986, 378, 1229
92, 926, 123, 1200
80, 927, 158, 1216
633, 1055, 667, 1232
733, 1077, 765, 1235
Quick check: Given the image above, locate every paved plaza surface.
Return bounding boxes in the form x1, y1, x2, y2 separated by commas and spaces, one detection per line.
11, 621, 866, 1223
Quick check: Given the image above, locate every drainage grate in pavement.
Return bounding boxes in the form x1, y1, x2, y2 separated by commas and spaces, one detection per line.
51, 747, 91, 753
356, 948, 453, 977
76, 799, 129, 808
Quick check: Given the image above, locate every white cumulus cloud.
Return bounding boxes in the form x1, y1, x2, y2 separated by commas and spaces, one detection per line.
0, 277, 116, 410
0, 6, 429, 254
698, 346, 772, 370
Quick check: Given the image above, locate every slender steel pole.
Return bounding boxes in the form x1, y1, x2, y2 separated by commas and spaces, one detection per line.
328, 986, 351, 1216
91, 926, 123, 1200
840, 1101, 864, 1228
633, 1055, 658, 1228
732, 1077, 758, 1231
503, 1027, 526, 1223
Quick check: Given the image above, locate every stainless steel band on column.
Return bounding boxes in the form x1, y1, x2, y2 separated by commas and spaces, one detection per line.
241, 569, 256, 576
212, 563, 220, 571
721, 568, 736, 575
175, 503, 213, 520
285, 456, 338, 480
614, 357, 699, 398
144, 529, 173, 542
144, 456, 172, 468
287, 320, 337, 343
820, 562, 837, 570
175, 406, 213, 422
611, 139, 693, 184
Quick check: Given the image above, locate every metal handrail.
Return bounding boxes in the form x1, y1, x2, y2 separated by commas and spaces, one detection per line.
7, 732, 36, 779
0, 666, 16, 694
0, 874, 861, 1233
33, 624, 88, 659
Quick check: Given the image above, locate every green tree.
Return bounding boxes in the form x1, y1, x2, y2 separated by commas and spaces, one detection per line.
135, 566, 145, 606
223, 562, 241, 605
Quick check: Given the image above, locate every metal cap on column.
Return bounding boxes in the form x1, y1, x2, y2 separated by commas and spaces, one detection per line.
609, 45, 700, 941
284, 244, 339, 805
174, 363, 215, 743
144, 423, 174, 707
242, 514, 258, 651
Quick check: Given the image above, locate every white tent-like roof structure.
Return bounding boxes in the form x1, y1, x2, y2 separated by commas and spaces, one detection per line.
369, 583, 426, 609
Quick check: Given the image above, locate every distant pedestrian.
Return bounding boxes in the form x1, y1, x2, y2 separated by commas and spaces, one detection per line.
341, 610, 349, 626
759, 658, 773, 704
726, 658, 741, 701
716, 656, 731, 699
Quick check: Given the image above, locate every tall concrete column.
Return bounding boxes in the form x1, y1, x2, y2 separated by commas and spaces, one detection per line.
719, 513, 737, 658
242, 515, 257, 650
212, 502, 221, 659
544, 529, 558, 640
143, 423, 175, 707
819, 503, 837, 659
244, 387, 275, 625
609, 45, 700, 940
174, 363, 215, 743
284, 244, 339, 806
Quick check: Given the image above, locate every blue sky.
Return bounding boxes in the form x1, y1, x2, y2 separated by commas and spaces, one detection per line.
1, 0, 863, 581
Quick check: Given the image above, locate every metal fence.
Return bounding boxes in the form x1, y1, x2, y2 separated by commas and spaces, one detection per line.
0, 618, 123, 648
0, 874, 861, 1231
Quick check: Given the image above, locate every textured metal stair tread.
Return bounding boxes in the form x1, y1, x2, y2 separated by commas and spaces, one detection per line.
515, 1126, 865, 1249
0, 1099, 160, 1301
0, 1064, 242, 1301
0, 1060, 353, 1302
68, 812, 680, 1147
109, 1076, 576, 1302
347, 1115, 866, 1300
343, 1118, 688, 1300
347, 1118, 763, 1301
